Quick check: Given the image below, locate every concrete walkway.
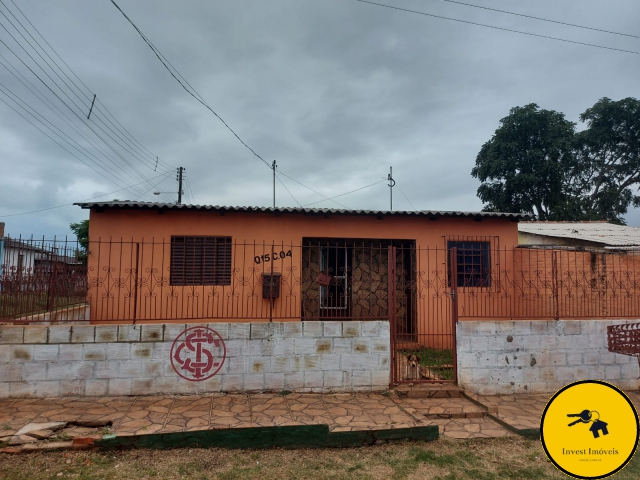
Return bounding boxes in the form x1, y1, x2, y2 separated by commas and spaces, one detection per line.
0, 391, 523, 452
8, 389, 636, 452
466, 390, 640, 436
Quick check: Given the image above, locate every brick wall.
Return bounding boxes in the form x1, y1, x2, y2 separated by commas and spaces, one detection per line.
457, 320, 640, 395
0, 321, 390, 398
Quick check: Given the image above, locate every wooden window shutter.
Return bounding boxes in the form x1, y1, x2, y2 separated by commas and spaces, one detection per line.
170, 236, 232, 286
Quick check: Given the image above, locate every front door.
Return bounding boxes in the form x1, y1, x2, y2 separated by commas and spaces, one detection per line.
320, 244, 351, 318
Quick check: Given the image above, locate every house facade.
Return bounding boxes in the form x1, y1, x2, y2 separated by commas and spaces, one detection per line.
78, 202, 524, 329
2, 207, 640, 398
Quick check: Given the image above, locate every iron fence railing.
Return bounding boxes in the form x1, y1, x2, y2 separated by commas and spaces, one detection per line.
453, 246, 640, 320
4, 236, 640, 324
0, 236, 87, 322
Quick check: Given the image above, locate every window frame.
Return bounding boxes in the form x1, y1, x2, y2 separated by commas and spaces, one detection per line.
170, 236, 232, 286
447, 240, 492, 288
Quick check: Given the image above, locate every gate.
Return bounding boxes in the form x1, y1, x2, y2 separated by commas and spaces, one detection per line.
389, 246, 458, 385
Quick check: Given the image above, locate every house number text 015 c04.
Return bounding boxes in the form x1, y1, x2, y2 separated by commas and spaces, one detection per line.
254, 250, 292, 264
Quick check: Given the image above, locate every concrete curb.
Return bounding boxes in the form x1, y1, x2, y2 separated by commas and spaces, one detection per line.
95, 424, 439, 450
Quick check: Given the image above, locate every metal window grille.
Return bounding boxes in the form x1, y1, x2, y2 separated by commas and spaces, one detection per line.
319, 246, 349, 309
447, 241, 490, 287
170, 236, 232, 286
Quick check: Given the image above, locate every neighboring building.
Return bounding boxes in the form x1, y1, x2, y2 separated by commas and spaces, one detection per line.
0, 222, 83, 294
516, 221, 640, 319
2, 238, 50, 275
518, 221, 640, 250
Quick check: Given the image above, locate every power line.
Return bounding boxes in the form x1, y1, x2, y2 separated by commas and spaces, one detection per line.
355, 0, 640, 56
0, 54, 167, 201
275, 170, 349, 209
0, 94, 149, 198
109, 0, 271, 169
4, 0, 175, 173
0, 172, 172, 218
0, 11, 171, 176
0, 80, 159, 200
302, 179, 387, 207
138, 172, 174, 202
0, 33, 167, 188
0, 5, 175, 200
185, 175, 196, 204
435, 0, 640, 40
274, 173, 302, 207
395, 182, 418, 211
109, 0, 377, 210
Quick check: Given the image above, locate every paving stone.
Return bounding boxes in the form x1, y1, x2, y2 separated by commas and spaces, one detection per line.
21, 441, 73, 452
0, 447, 22, 454
8, 434, 38, 445
15, 422, 66, 436
26, 429, 54, 440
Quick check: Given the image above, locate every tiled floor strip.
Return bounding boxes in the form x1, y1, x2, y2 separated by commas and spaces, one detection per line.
0, 391, 550, 448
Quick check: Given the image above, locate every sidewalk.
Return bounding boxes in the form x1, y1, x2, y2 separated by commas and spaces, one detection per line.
0, 391, 522, 452
7, 389, 637, 452
466, 390, 640, 437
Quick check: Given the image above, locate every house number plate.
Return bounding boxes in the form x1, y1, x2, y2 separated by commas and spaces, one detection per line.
254, 249, 292, 264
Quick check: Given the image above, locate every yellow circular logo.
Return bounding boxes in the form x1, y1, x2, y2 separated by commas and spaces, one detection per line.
541, 380, 639, 479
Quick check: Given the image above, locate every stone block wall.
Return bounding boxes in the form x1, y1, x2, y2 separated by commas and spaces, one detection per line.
0, 321, 390, 398
457, 320, 640, 395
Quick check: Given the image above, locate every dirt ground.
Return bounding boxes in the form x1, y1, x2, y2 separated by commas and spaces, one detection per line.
0, 437, 638, 480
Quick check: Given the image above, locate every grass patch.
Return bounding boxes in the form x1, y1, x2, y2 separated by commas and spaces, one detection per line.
177, 461, 205, 476
399, 347, 455, 380
1, 437, 639, 479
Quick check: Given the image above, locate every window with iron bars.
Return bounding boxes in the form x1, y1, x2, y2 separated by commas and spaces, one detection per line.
447, 241, 491, 287
170, 236, 232, 286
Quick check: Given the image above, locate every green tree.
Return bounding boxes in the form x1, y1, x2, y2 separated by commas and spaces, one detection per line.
471, 104, 576, 220
472, 98, 640, 223
571, 97, 640, 223
69, 219, 89, 253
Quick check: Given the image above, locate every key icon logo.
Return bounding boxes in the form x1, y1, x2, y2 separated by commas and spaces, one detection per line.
566, 409, 609, 438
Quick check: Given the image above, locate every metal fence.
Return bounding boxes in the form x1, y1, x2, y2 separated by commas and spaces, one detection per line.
83, 238, 408, 324
3, 236, 640, 325
453, 246, 640, 320
0, 236, 87, 322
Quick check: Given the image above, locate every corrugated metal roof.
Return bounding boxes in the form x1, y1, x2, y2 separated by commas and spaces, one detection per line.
75, 201, 528, 219
519, 221, 640, 246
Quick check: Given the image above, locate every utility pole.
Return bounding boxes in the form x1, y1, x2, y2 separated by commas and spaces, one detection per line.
177, 167, 184, 205
272, 160, 277, 208
387, 166, 395, 211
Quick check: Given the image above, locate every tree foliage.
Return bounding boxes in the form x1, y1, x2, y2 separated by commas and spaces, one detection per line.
472, 97, 640, 223
69, 219, 89, 253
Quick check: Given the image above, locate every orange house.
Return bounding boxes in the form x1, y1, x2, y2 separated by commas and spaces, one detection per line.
76, 201, 526, 350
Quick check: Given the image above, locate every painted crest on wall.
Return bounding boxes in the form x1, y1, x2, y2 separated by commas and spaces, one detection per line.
170, 327, 226, 381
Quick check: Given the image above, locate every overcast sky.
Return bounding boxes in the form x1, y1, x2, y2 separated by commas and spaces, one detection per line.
0, 0, 639, 239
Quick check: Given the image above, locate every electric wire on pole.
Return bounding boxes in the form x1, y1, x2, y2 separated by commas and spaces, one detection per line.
272, 160, 277, 208
388, 166, 395, 212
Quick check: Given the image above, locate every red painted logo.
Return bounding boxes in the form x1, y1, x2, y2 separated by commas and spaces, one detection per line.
170, 327, 226, 382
